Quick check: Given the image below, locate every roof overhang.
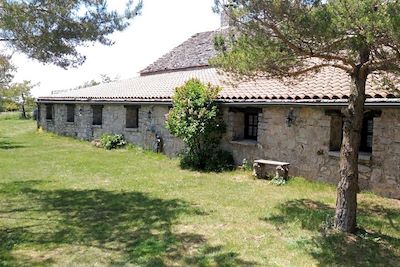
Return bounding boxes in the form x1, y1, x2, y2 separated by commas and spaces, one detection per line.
219, 98, 400, 108
36, 97, 400, 108
36, 98, 173, 105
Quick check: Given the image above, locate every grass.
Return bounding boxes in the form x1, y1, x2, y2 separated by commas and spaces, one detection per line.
0, 112, 21, 121
0, 118, 399, 266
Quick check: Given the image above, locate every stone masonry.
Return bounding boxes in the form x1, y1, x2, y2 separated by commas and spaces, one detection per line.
39, 103, 400, 199
222, 107, 400, 199
39, 103, 184, 156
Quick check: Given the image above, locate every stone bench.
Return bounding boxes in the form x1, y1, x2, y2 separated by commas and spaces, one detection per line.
253, 159, 290, 180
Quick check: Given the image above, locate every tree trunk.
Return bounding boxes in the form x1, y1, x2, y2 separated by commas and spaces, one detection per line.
334, 66, 367, 233
21, 92, 26, 119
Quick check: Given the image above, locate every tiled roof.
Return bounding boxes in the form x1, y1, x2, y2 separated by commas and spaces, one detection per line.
38, 67, 399, 103
140, 30, 224, 75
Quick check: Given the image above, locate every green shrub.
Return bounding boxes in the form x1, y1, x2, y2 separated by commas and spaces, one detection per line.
270, 177, 287, 186
100, 134, 127, 150
204, 149, 235, 172
241, 158, 252, 171
179, 149, 234, 172
167, 79, 234, 172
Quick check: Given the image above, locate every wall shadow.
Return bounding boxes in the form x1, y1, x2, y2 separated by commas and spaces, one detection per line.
262, 199, 400, 267
0, 181, 256, 266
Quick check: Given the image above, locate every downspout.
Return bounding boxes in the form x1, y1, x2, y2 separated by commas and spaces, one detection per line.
36, 103, 40, 130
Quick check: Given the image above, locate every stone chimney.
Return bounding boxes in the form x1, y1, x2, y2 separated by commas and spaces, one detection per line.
220, 4, 235, 28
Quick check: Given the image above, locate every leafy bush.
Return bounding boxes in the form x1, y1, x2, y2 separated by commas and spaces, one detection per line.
241, 158, 252, 171
204, 149, 235, 172
179, 149, 234, 172
100, 134, 127, 150
167, 79, 234, 172
270, 177, 287, 186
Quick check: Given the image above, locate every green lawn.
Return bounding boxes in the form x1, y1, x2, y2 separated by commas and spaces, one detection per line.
0, 118, 399, 266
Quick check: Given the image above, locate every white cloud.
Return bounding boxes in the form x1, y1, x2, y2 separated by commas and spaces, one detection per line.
12, 0, 220, 97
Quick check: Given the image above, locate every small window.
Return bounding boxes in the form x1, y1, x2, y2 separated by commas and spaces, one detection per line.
66, 104, 75, 123
244, 113, 258, 140
92, 105, 103, 126
46, 104, 53, 120
329, 115, 343, 151
125, 106, 139, 128
360, 117, 373, 153
329, 114, 374, 153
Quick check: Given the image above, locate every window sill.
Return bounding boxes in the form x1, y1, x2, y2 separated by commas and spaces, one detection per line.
46, 119, 54, 122
125, 128, 139, 132
66, 122, 75, 125
328, 151, 371, 161
230, 139, 258, 146
92, 125, 102, 129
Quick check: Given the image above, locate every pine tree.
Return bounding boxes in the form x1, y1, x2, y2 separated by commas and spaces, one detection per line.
213, 0, 400, 233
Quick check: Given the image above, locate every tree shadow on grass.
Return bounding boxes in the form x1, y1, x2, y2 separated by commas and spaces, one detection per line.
262, 199, 400, 267
0, 181, 256, 266
0, 138, 26, 149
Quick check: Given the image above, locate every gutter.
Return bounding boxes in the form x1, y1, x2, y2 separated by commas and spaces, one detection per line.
36, 98, 173, 105
36, 97, 400, 108
219, 99, 400, 108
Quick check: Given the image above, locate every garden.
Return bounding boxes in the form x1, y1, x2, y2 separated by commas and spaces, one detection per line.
0, 114, 399, 266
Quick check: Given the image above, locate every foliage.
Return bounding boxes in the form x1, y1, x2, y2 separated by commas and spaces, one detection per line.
212, 0, 400, 233
0, 81, 35, 117
0, 0, 143, 68
213, 0, 400, 80
74, 74, 120, 90
166, 79, 233, 172
180, 149, 235, 172
0, 54, 14, 87
100, 134, 127, 150
241, 158, 252, 171
270, 177, 287, 186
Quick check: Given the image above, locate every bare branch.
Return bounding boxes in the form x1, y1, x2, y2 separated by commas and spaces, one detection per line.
369, 58, 400, 72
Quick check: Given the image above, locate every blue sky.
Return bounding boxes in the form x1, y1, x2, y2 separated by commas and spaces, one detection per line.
12, 0, 220, 97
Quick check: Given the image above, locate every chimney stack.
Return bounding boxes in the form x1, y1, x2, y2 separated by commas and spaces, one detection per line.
220, 4, 235, 28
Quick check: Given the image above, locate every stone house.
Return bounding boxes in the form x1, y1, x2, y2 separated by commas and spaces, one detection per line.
37, 21, 400, 199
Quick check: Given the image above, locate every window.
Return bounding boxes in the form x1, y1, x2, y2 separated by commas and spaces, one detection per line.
66, 104, 75, 122
329, 115, 343, 152
244, 113, 258, 140
329, 113, 374, 153
46, 104, 53, 120
125, 106, 139, 128
360, 117, 373, 153
92, 105, 103, 126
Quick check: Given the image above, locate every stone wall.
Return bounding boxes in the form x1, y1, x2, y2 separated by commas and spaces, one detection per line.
39, 103, 184, 156
221, 106, 400, 199
370, 109, 400, 198
39, 103, 400, 199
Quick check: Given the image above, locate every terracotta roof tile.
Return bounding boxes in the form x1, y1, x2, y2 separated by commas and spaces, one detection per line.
39, 67, 399, 102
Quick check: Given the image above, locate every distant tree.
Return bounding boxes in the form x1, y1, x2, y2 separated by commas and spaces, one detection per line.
0, 54, 15, 111
212, 0, 400, 233
75, 74, 119, 89
0, 1, 142, 113
0, 81, 35, 117
100, 74, 118, 84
